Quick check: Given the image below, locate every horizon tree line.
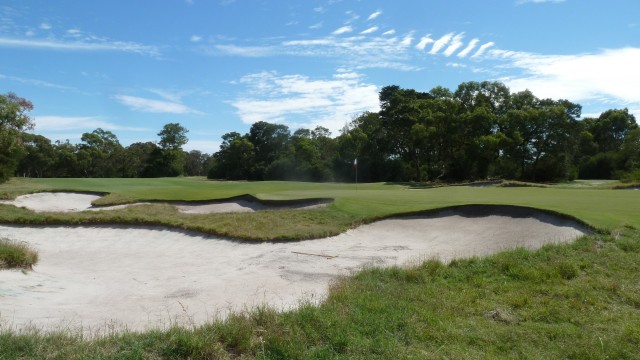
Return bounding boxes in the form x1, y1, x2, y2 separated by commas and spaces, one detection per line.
1, 81, 638, 183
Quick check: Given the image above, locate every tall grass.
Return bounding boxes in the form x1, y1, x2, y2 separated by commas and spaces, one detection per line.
0, 238, 38, 269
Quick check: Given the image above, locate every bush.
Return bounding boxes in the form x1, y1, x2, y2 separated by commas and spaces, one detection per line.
0, 238, 38, 269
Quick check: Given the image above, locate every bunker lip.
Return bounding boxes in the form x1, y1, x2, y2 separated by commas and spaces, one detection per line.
0, 205, 589, 336
0, 192, 333, 214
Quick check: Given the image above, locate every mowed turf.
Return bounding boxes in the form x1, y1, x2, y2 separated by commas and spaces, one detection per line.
0, 177, 638, 233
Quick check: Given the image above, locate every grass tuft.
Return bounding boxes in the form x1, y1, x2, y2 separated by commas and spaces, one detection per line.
0, 238, 38, 269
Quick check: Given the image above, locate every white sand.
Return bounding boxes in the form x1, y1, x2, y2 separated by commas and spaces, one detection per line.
0, 209, 588, 335
0, 192, 327, 214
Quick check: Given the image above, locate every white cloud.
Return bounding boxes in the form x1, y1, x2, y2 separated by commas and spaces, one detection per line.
0, 36, 160, 56
332, 26, 353, 35
190, 35, 202, 42
415, 35, 434, 51
492, 47, 640, 114
367, 10, 382, 21
231, 71, 379, 134
471, 41, 495, 58
429, 32, 454, 54
33, 116, 147, 132
0, 73, 72, 90
382, 29, 396, 36
184, 140, 221, 153
309, 22, 323, 29
114, 95, 203, 114
39, 23, 51, 30
457, 38, 479, 58
400, 33, 414, 47
212, 44, 275, 57
360, 26, 378, 35
443, 33, 465, 56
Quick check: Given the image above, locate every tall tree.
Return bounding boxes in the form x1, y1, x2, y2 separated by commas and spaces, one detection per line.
0, 93, 34, 182
157, 123, 189, 176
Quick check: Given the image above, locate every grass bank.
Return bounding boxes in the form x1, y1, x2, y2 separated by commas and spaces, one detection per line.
1, 228, 638, 358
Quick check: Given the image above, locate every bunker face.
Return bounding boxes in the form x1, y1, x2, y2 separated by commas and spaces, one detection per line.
0, 192, 328, 213
0, 209, 588, 335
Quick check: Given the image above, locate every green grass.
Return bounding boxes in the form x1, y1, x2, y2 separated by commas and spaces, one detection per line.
1, 177, 639, 358
1, 177, 639, 240
0, 238, 38, 269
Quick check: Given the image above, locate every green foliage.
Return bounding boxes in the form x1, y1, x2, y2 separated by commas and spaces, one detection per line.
0, 92, 34, 183
0, 238, 38, 269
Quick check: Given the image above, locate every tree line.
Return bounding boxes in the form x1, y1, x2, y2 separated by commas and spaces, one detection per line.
209, 82, 639, 183
1, 82, 638, 184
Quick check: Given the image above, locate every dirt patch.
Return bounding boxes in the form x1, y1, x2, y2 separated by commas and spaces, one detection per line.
0, 207, 588, 335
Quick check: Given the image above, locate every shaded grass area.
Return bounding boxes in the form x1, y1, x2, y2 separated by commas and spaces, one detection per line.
0, 238, 38, 269
2, 229, 639, 359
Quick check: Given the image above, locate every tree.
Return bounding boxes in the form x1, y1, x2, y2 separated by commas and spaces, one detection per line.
157, 123, 189, 176
209, 132, 255, 180
16, 134, 55, 178
77, 128, 123, 177
0, 92, 34, 182
249, 121, 290, 179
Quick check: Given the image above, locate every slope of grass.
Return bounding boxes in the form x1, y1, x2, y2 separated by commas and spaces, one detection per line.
1, 228, 638, 359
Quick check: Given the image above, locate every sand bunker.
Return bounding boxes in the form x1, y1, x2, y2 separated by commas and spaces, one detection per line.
0, 207, 588, 334
0, 192, 329, 214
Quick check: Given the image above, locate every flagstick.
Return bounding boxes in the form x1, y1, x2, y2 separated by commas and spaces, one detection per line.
355, 158, 358, 192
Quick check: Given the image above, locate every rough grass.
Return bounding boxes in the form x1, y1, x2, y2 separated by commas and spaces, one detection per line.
1, 229, 639, 359
0, 238, 38, 269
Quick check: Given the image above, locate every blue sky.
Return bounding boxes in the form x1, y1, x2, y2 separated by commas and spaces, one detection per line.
1, 0, 639, 153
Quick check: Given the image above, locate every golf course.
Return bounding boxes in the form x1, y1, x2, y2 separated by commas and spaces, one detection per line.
0, 177, 639, 359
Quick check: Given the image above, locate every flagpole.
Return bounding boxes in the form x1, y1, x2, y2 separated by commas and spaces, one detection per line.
355, 158, 358, 192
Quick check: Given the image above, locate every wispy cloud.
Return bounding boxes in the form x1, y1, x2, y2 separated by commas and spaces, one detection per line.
211, 29, 494, 71
34, 116, 148, 132
231, 71, 379, 133
360, 26, 378, 35
429, 32, 454, 54
114, 95, 203, 114
457, 38, 479, 58
415, 35, 434, 51
443, 33, 465, 56
471, 42, 495, 58
382, 29, 396, 36
367, 10, 382, 21
190, 35, 202, 42
0, 73, 73, 90
39, 23, 51, 30
309, 22, 323, 29
0, 36, 160, 56
332, 26, 353, 35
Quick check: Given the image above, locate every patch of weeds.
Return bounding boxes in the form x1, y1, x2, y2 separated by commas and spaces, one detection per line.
0, 238, 38, 269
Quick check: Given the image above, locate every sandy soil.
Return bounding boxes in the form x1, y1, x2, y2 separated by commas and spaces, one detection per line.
0, 192, 328, 214
0, 208, 588, 335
